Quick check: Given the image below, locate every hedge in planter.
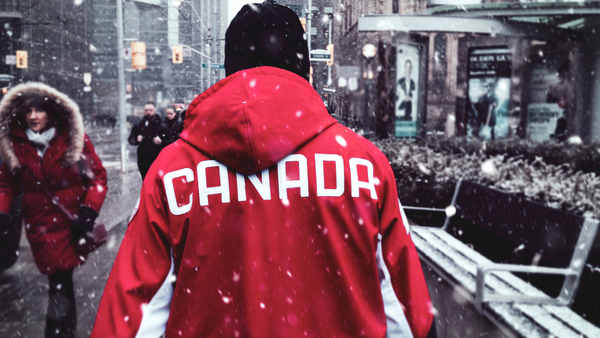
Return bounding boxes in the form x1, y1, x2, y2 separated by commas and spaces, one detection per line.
376, 138, 600, 221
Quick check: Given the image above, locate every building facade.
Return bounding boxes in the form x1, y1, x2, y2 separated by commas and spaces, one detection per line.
0, 0, 229, 121
0, 0, 94, 119
332, 0, 600, 142
92, 0, 228, 119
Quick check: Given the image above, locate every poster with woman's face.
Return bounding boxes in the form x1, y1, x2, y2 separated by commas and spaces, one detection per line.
395, 43, 420, 137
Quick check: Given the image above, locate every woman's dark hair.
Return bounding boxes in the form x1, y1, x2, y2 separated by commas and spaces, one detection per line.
166, 106, 179, 120
20, 96, 58, 127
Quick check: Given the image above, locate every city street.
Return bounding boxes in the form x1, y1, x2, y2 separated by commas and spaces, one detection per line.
0, 157, 141, 338
2, 1, 600, 337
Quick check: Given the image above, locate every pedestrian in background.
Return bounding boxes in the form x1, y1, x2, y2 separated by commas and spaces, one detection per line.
161, 106, 179, 147
0, 83, 107, 338
168, 106, 186, 144
127, 102, 165, 179
91, 1, 435, 337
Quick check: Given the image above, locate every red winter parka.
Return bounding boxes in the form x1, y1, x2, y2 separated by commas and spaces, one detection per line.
92, 67, 433, 338
0, 83, 108, 275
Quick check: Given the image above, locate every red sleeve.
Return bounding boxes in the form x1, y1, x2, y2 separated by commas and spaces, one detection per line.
379, 166, 434, 338
81, 135, 108, 212
0, 162, 18, 214
91, 169, 172, 338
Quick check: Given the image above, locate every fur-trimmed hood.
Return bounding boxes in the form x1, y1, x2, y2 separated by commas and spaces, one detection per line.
0, 82, 84, 173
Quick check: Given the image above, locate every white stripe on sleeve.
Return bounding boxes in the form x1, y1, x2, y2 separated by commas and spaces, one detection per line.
135, 253, 175, 338
398, 199, 410, 235
376, 234, 414, 338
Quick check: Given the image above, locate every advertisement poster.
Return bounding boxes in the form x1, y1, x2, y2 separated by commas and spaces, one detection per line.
526, 52, 572, 142
526, 103, 563, 142
395, 43, 420, 137
466, 47, 511, 140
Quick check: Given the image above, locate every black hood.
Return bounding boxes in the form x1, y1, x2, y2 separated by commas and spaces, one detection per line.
225, 0, 309, 81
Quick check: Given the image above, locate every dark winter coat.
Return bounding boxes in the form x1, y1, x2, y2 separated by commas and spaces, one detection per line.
0, 82, 108, 275
168, 109, 186, 145
127, 114, 166, 166
161, 114, 179, 147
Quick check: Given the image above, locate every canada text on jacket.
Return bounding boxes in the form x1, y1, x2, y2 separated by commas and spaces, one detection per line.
163, 154, 378, 215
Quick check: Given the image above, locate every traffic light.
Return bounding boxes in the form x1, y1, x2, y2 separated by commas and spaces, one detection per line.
172, 45, 183, 64
131, 41, 146, 70
326, 44, 334, 66
16, 50, 27, 69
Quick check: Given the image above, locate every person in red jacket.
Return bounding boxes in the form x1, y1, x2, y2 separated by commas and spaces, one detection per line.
0, 82, 108, 338
92, 1, 435, 337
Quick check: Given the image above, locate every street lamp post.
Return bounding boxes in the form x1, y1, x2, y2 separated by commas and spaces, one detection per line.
362, 43, 377, 137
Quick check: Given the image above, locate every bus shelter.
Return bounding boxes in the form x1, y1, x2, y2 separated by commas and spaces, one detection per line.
357, 2, 600, 142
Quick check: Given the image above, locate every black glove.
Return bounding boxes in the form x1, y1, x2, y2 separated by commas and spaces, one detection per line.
0, 212, 11, 227
71, 206, 98, 238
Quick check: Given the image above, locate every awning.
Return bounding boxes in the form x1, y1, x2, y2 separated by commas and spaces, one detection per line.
358, 15, 579, 40
358, 2, 600, 40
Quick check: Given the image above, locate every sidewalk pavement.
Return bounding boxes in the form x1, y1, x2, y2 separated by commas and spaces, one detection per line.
0, 163, 142, 338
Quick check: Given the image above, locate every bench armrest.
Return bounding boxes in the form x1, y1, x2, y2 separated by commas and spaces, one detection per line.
475, 218, 598, 312
474, 263, 577, 311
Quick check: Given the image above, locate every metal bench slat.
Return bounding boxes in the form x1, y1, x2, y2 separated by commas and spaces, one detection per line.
414, 227, 544, 297
486, 303, 549, 338
544, 305, 600, 338
412, 228, 478, 291
514, 304, 584, 338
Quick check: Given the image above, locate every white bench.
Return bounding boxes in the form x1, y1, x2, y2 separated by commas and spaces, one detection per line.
407, 180, 600, 338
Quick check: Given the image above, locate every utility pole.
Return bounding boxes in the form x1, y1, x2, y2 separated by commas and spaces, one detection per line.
307, 0, 312, 51
207, 44, 212, 87
206, 0, 212, 88
327, 17, 332, 86
198, 0, 204, 93
116, 0, 128, 172
213, 0, 218, 85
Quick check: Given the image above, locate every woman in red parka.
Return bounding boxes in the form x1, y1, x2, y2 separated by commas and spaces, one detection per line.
0, 83, 107, 338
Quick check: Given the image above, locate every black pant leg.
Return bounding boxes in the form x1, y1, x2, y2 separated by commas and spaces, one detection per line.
46, 268, 76, 338
137, 159, 150, 179
137, 150, 160, 180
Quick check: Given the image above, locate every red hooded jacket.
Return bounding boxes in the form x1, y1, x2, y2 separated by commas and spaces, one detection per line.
0, 82, 108, 275
92, 67, 433, 337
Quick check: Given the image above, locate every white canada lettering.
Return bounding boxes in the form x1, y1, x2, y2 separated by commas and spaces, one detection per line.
315, 154, 344, 197
236, 169, 271, 201
278, 154, 309, 200
164, 168, 194, 215
349, 158, 378, 200
163, 155, 378, 215
197, 160, 230, 206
